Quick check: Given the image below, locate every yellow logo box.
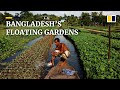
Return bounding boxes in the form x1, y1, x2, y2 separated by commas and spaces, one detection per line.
107, 15, 116, 23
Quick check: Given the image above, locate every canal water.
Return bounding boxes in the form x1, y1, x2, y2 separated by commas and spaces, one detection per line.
44, 35, 83, 79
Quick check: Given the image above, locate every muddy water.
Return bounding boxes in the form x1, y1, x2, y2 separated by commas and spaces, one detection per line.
45, 35, 83, 79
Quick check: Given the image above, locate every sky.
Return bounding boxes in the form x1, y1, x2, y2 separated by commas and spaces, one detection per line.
0, 11, 120, 17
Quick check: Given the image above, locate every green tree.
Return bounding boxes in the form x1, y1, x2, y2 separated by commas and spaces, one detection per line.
81, 12, 91, 26
20, 11, 34, 22
3, 11, 13, 25
49, 14, 60, 21
102, 15, 107, 26
91, 12, 99, 26
34, 14, 43, 21
66, 15, 79, 26
99, 11, 103, 26
116, 15, 120, 25
14, 13, 20, 21
0, 12, 4, 24
4, 11, 13, 17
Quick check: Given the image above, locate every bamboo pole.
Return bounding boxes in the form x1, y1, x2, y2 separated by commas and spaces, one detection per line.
108, 24, 111, 63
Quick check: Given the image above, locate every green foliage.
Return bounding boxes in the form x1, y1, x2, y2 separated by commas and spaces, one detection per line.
69, 31, 120, 79
0, 31, 40, 61
20, 11, 34, 22
0, 35, 54, 79
65, 15, 79, 26
81, 12, 91, 26
0, 13, 4, 24
99, 32, 120, 39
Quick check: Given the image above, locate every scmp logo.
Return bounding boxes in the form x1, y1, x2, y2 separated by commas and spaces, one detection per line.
107, 15, 116, 23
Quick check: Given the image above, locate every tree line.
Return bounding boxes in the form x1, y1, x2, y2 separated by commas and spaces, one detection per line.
0, 11, 120, 26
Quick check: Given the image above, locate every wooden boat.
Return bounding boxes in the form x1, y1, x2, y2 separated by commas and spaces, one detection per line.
44, 60, 80, 79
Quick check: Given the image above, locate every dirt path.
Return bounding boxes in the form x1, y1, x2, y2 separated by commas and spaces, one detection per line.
79, 27, 106, 33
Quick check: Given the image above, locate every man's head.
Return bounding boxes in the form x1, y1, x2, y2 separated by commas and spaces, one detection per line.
54, 38, 60, 46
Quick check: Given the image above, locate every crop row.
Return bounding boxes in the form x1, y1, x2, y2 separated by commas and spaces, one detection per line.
0, 35, 55, 79
69, 31, 120, 79
0, 35, 40, 61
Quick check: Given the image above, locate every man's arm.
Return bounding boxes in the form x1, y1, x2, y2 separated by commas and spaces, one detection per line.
59, 44, 64, 54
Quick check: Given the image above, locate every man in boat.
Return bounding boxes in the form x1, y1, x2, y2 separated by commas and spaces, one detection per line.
47, 38, 70, 67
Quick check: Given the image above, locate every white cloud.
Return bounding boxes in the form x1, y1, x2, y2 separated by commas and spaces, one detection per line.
0, 11, 21, 15
102, 11, 120, 15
